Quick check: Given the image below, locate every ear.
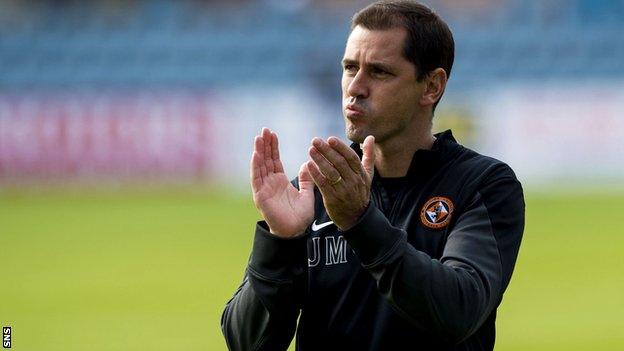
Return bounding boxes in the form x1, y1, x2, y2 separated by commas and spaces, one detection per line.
419, 68, 448, 107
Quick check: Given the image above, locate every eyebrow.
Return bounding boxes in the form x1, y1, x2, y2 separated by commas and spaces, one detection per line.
341, 59, 394, 72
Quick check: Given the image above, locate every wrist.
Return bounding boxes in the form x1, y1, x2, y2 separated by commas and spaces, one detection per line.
337, 200, 370, 231
267, 222, 307, 239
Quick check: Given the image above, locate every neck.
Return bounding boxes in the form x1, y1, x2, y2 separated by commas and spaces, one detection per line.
373, 118, 435, 178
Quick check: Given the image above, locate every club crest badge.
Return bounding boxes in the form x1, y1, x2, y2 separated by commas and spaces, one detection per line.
420, 196, 454, 229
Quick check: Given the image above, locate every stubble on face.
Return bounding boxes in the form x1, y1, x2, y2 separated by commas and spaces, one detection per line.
345, 123, 365, 144
343, 98, 370, 143
344, 109, 411, 144
341, 26, 422, 146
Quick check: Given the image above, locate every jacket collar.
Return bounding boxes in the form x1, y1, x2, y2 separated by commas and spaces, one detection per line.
350, 129, 460, 180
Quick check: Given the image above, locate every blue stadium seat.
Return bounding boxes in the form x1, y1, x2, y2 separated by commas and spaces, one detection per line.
1, 0, 623, 89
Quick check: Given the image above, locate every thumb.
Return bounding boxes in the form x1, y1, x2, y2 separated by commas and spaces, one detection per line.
361, 135, 375, 180
298, 162, 315, 193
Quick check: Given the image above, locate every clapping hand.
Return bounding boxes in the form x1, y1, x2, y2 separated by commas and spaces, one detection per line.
250, 128, 315, 238
306, 135, 376, 230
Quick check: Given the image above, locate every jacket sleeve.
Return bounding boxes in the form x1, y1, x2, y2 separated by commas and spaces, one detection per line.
221, 221, 307, 351
341, 164, 525, 343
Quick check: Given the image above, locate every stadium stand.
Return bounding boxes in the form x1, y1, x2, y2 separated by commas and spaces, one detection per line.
1, 0, 623, 91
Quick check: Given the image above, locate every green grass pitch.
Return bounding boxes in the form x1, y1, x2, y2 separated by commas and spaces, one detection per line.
1, 187, 623, 350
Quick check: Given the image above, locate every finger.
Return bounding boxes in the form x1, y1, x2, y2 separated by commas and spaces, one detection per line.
327, 136, 363, 175
309, 146, 341, 184
361, 135, 376, 180
271, 131, 284, 173
311, 137, 355, 181
254, 135, 268, 178
306, 159, 330, 191
250, 150, 264, 193
262, 128, 274, 173
298, 162, 315, 193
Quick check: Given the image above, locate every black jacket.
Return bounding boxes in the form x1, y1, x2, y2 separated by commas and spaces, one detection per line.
222, 130, 525, 351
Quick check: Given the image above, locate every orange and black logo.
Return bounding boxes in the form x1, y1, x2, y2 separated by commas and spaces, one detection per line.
420, 197, 454, 229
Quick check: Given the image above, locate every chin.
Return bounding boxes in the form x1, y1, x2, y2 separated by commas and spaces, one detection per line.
345, 126, 367, 144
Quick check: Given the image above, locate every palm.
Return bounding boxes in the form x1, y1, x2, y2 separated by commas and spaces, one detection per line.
251, 128, 315, 237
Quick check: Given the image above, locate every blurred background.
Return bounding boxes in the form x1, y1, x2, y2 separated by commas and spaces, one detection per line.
1, 0, 623, 350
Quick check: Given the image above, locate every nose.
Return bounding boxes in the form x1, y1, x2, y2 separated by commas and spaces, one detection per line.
346, 70, 369, 100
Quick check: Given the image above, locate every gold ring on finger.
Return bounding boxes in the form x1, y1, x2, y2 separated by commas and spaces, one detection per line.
330, 176, 342, 186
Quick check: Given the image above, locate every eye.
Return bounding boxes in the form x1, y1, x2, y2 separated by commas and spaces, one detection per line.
372, 67, 390, 76
343, 64, 358, 74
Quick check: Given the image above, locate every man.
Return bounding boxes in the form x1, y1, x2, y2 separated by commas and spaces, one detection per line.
221, 1, 524, 350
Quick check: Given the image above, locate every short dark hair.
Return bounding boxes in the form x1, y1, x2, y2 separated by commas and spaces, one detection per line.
351, 0, 454, 84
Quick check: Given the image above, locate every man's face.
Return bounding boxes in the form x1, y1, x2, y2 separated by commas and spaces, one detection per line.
341, 25, 425, 144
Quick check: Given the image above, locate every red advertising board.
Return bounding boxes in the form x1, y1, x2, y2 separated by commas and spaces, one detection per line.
0, 92, 214, 182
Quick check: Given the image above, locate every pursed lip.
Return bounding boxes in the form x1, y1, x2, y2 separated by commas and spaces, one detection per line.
345, 104, 364, 117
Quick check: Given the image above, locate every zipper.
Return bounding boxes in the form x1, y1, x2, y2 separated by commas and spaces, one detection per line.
372, 177, 407, 223
387, 184, 408, 223
371, 179, 386, 214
